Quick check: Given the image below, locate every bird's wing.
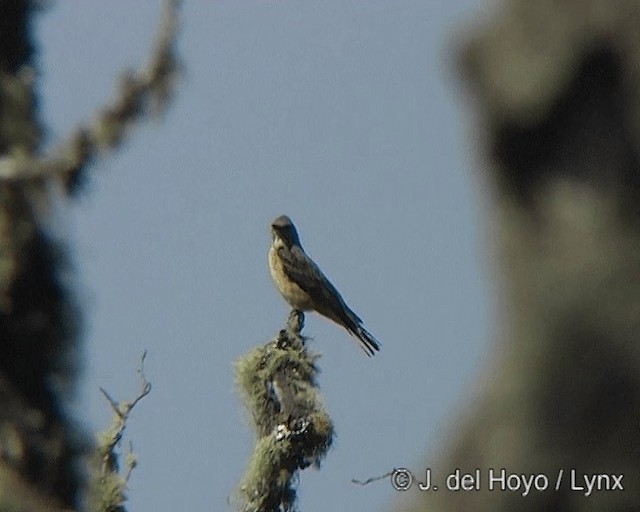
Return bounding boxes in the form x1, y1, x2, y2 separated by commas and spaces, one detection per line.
278, 245, 381, 356
277, 245, 362, 322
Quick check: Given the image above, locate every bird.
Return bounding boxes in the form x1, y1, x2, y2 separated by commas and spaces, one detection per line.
268, 214, 381, 356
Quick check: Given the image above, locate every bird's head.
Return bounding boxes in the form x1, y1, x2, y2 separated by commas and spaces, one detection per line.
270, 215, 301, 248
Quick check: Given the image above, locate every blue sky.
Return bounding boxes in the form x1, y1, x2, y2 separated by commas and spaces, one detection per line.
38, 1, 491, 511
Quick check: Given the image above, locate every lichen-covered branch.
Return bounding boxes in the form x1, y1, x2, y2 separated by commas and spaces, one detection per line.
87, 351, 152, 512
234, 311, 334, 512
0, 0, 182, 194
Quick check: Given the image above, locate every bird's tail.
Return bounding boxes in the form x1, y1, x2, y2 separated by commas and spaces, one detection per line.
329, 304, 382, 356
352, 324, 381, 357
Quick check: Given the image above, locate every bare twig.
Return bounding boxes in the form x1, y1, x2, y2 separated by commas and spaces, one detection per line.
124, 441, 138, 483
351, 470, 396, 486
88, 352, 152, 512
98, 350, 152, 474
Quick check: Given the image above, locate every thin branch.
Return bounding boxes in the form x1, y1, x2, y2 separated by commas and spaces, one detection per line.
98, 350, 152, 474
0, 0, 182, 193
99, 386, 122, 417
89, 352, 152, 512
351, 470, 396, 486
124, 441, 138, 484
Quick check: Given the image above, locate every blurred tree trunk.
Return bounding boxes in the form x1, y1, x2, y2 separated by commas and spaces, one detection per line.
0, 1, 179, 510
0, 1, 82, 510
399, 0, 640, 510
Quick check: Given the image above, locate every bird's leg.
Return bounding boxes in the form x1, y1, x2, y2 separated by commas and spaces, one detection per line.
287, 309, 305, 335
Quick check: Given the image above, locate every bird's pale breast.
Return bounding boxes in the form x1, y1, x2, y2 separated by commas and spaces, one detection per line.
268, 245, 316, 311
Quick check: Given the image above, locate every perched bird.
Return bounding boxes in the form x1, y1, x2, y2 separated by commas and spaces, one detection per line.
268, 215, 381, 356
